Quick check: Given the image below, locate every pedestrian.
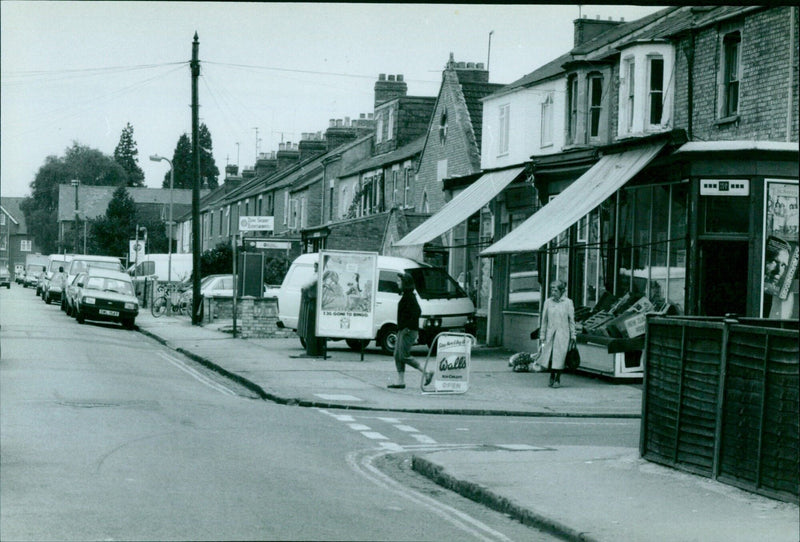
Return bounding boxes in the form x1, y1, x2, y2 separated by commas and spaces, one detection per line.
538, 279, 576, 388
388, 272, 434, 389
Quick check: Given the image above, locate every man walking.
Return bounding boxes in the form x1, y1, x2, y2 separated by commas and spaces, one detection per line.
388, 273, 434, 389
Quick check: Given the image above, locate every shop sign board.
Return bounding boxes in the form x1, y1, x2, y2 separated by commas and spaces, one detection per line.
316, 250, 377, 340
422, 333, 474, 394
239, 216, 274, 231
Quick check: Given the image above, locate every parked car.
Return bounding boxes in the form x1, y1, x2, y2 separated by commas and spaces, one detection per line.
64, 272, 87, 317
200, 274, 234, 298
44, 268, 69, 304
0, 266, 10, 289
62, 255, 124, 312
41, 254, 73, 303
72, 268, 139, 329
23, 264, 46, 289
277, 253, 476, 354
15, 269, 25, 284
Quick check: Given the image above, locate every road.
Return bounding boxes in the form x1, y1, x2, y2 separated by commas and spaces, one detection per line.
1, 284, 638, 541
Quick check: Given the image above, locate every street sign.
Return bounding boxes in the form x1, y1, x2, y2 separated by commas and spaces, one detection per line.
239, 216, 274, 231
129, 239, 146, 263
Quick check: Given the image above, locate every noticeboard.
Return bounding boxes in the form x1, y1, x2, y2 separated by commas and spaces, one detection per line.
422, 333, 474, 394
315, 250, 377, 340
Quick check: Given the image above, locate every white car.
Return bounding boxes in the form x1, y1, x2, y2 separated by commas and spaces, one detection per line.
200, 274, 234, 298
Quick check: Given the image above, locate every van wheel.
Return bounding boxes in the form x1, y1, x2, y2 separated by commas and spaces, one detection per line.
345, 339, 370, 351
377, 325, 398, 355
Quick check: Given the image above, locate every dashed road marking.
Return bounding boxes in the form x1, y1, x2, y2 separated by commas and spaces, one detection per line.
393, 424, 419, 433
348, 423, 372, 431
411, 433, 437, 444
361, 431, 389, 440
496, 444, 548, 451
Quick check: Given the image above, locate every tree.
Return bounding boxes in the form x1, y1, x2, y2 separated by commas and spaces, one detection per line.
114, 123, 145, 187
200, 242, 231, 277
21, 142, 129, 252
90, 186, 137, 257
164, 123, 219, 189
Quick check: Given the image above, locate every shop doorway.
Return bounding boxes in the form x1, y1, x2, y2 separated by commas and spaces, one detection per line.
699, 240, 749, 316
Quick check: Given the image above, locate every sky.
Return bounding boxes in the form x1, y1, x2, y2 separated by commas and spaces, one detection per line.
1, 2, 666, 198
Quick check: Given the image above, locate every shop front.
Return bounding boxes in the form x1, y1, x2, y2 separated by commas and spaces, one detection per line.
482, 137, 798, 379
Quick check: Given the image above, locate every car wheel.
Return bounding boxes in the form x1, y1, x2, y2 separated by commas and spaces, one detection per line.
122, 317, 135, 330
377, 325, 398, 355
345, 338, 370, 351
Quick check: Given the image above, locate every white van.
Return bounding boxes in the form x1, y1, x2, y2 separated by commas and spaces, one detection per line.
277, 253, 476, 354
127, 253, 193, 283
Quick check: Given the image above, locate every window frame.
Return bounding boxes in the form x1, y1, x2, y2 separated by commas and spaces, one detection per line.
497, 103, 510, 156
540, 91, 554, 147
587, 73, 604, 140
720, 30, 742, 119
624, 57, 636, 132
646, 55, 665, 128
376, 114, 384, 144
387, 108, 395, 141
567, 74, 579, 144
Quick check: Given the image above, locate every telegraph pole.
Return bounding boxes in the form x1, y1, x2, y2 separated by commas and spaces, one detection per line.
191, 32, 202, 325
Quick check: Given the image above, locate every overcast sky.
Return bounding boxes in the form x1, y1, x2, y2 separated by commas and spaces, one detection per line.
1, 2, 665, 198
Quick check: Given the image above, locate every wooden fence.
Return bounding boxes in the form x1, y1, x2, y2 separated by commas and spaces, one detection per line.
640, 316, 799, 503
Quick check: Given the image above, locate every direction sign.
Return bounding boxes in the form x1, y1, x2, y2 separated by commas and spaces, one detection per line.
239, 216, 274, 231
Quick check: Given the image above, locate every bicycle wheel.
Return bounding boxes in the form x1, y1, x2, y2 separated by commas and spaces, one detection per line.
151, 296, 168, 318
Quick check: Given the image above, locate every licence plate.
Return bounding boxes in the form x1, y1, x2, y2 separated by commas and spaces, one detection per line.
99, 309, 119, 317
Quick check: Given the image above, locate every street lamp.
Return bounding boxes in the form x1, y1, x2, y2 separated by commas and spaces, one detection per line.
70, 179, 81, 254
150, 154, 174, 284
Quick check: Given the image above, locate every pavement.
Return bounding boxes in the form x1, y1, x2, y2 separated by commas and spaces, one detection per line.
135, 312, 799, 542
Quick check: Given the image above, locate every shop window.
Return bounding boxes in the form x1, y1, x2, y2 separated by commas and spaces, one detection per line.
720, 31, 741, 119
647, 56, 664, 126
540, 92, 554, 147
507, 251, 540, 312
762, 181, 799, 319
587, 74, 603, 139
574, 208, 605, 308
618, 183, 687, 313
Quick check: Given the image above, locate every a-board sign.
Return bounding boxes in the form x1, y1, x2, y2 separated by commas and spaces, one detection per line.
422, 333, 474, 394
315, 250, 377, 340
239, 216, 274, 231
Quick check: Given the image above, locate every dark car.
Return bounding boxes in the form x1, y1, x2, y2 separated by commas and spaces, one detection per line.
73, 269, 139, 329
64, 272, 86, 316
0, 266, 10, 289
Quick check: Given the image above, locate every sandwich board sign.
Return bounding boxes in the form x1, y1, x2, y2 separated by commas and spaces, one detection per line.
421, 333, 475, 394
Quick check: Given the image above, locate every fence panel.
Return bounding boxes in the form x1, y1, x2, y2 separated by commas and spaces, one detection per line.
643, 317, 798, 503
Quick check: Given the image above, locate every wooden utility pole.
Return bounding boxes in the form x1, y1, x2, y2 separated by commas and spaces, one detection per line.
191, 32, 202, 325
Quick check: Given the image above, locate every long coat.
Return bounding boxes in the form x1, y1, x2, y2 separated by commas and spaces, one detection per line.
539, 296, 576, 371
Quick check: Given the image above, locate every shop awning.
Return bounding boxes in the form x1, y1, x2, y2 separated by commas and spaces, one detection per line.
481, 142, 666, 256
394, 166, 525, 247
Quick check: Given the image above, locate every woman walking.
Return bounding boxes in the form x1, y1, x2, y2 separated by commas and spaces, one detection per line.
388, 273, 434, 389
539, 280, 576, 388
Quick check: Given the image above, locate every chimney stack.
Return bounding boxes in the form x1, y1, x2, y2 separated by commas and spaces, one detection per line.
299, 132, 327, 162
573, 16, 623, 47
447, 54, 489, 83
374, 72, 408, 108
276, 141, 300, 171
255, 152, 278, 179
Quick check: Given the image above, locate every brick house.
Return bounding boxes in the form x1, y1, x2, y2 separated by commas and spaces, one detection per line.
1, 197, 39, 278
478, 5, 797, 366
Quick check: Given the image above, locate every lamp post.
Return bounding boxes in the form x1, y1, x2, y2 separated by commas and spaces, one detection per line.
70, 179, 80, 254
150, 154, 174, 284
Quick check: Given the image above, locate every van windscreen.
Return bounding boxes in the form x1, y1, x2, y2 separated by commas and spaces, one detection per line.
405, 267, 467, 300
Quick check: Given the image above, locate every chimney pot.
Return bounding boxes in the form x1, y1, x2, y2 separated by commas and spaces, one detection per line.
345, 116, 350, 126
388, 74, 395, 81
368, 113, 373, 119
457, 61, 466, 68
620, 17, 624, 21
476, 62, 485, 69
379, 73, 386, 81
467, 62, 475, 69
329, 118, 336, 127
397, 74, 404, 82
360, 113, 366, 119
336, 119, 343, 127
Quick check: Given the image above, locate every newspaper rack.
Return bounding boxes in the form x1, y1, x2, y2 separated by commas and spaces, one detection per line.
421, 332, 476, 394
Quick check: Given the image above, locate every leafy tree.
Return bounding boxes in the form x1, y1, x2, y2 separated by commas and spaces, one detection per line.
199, 242, 231, 277
90, 186, 137, 257
114, 123, 145, 187
21, 142, 129, 252
164, 123, 219, 189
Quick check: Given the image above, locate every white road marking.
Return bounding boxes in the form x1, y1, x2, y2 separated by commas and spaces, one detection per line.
157, 352, 236, 396
348, 423, 372, 431
410, 433, 437, 444
361, 431, 389, 440
393, 424, 419, 433
347, 449, 514, 542
379, 442, 405, 452
496, 444, 548, 451
377, 417, 401, 423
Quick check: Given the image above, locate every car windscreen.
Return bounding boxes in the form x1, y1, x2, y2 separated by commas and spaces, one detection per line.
405, 267, 468, 300
49, 261, 65, 273
85, 277, 135, 296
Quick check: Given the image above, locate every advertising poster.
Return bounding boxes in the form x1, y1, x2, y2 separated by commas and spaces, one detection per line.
316, 250, 377, 339
763, 181, 799, 319
425, 334, 472, 394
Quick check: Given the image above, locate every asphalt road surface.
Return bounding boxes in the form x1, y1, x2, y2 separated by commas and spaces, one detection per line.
1, 284, 637, 541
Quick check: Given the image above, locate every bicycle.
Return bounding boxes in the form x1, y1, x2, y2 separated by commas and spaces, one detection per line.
151, 282, 192, 318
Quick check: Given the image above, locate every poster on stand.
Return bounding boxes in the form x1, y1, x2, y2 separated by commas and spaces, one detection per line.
316, 250, 377, 339
762, 181, 799, 319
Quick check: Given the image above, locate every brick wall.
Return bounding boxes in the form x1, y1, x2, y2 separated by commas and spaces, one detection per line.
325, 213, 390, 252
415, 70, 480, 213
686, 7, 798, 142
237, 297, 291, 338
